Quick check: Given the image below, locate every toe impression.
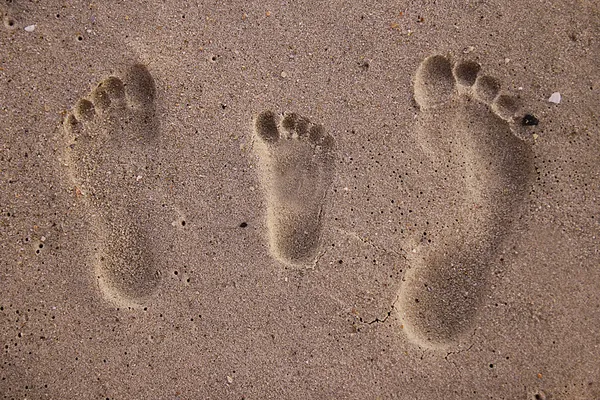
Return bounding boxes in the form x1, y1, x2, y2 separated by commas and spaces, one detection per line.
124, 64, 156, 109
74, 99, 96, 122
414, 55, 456, 110
255, 110, 280, 143
473, 75, 501, 103
453, 61, 481, 87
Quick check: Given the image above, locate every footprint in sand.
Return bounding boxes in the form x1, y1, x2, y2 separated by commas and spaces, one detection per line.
396, 55, 535, 348
62, 64, 160, 308
253, 111, 335, 268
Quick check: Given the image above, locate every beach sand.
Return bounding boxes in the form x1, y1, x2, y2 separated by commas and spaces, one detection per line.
1, 0, 599, 398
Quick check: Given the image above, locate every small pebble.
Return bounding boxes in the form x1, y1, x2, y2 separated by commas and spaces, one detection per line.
24, 25, 36, 32
280, 71, 288, 78
226, 376, 233, 384
548, 92, 561, 104
522, 114, 539, 126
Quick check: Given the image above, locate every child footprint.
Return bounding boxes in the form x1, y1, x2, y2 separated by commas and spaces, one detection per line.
62, 64, 161, 308
396, 55, 535, 348
253, 111, 335, 268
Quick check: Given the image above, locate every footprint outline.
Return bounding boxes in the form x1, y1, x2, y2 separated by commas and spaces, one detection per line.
396, 54, 535, 349
253, 110, 336, 268
61, 63, 162, 309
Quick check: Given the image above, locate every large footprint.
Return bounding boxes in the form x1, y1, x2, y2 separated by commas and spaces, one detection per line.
62, 64, 161, 308
253, 111, 335, 267
396, 55, 534, 348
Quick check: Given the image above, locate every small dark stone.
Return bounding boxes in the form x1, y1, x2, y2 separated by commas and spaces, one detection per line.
239, 222, 248, 228
522, 114, 539, 126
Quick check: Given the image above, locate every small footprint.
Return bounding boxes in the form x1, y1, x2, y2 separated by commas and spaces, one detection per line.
253, 111, 335, 267
62, 64, 160, 308
396, 55, 534, 348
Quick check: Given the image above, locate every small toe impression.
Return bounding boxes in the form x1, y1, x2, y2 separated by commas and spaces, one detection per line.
473, 75, 501, 103
293, 117, 310, 139
255, 110, 280, 143
414, 55, 455, 109
308, 124, 325, 143
281, 112, 298, 132
100, 76, 126, 107
492, 94, 521, 121
90, 86, 111, 111
281, 112, 310, 139
309, 124, 334, 150
454, 61, 481, 87
74, 99, 96, 121
102, 76, 125, 97
64, 113, 83, 138
124, 64, 156, 108
64, 113, 78, 128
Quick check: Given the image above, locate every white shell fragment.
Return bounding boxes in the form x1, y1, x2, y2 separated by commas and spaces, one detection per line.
24, 25, 36, 32
548, 92, 561, 104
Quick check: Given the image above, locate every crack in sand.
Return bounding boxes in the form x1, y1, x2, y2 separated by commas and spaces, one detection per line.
352, 295, 399, 329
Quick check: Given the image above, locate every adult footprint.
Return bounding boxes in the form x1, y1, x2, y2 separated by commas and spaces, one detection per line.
62, 64, 160, 308
253, 111, 335, 267
396, 55, 534, 348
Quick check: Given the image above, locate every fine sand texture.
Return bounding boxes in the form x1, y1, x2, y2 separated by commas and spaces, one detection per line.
2, 1, 600, 399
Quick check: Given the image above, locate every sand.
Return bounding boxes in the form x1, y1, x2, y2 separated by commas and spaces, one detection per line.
1, 0, 599, 399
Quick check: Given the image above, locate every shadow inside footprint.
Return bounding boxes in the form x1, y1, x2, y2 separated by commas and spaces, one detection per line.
402, 251, 489, 343
397, 55, 534, 348
253, 111, 335, 268
62, 63, 161, 308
